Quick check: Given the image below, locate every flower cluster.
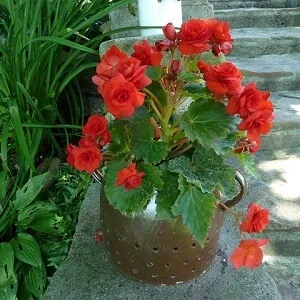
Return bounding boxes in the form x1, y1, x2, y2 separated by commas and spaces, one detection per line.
230, 203, 270, 269
66, 115, 110, 173
66, 18, 274, 271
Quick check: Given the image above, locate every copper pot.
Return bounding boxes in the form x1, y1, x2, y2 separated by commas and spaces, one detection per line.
96, 171, 247, 286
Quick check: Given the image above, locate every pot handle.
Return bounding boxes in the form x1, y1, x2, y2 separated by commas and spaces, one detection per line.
92, 170, 103, 185
223, 171, 247, 208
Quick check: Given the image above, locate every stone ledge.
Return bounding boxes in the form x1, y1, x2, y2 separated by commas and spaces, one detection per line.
44, 183, 282, 300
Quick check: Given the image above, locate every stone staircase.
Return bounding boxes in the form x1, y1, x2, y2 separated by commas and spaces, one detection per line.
215, 4, 300, 299
214, 7, 300, 152
211, 0, 296, 9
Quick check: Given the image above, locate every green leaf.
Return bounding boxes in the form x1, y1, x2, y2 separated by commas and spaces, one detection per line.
179, 70, 199, 82
10, 233, 42, 268
108, 120, 130, 157
0, 171, 8, 201
213, 131, 239, 155
104, 160, 163, 215
26, 36, 98, 55
0, 243, 17, 300
8, 98, 35, 170
168, 146, 238, 199
24, 264, 46, 300
172, 175, 217, 247
18, 201, 58, 226
180, 100, 235, 148
28, 215, 66, 235
14, 172, 49, 210
17, 279, 34, 300
146, 66, 163, 81
128, 120, 168, 164
155, 169, 179, 220
0, 202, 14, 234
238, 152, 258, 179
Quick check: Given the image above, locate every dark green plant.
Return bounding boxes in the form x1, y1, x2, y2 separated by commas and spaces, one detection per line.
0, 166, 90, 299
0, 0, 132, 298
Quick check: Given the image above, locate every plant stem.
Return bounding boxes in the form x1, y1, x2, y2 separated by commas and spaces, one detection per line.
171, 137, 189, 149
149, 100, 163, 120
143, 88, 163, 112
218, 201, 242, 236
168, 145, 192, 159
150, 117, 162, 139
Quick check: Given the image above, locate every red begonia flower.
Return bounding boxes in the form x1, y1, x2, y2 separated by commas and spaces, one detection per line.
227, 83, 272, 118
92, 46, 151, 92
115, 163, 145, 190
178, 19, 212, 55
238, 109, 274, 136
72, 145, 103, 173
92, 45, 127, 92
240, 203, 270, 233
102, 74, 145, 119
82, 115, 108, 137
199, 61, 243, 97
79, 136, 96, 148
230, 239, 269, 269
98, 131, 111, 147
131, 40, 163, 66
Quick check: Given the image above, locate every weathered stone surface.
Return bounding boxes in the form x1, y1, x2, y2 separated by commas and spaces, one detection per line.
237, 151, 300, 230
215, 8, 300, 29
211, 0, 288, 10
109, 0, 214, 38
44, 183, 282, 300
229, 53, 300, 92
230, 27, 300, 57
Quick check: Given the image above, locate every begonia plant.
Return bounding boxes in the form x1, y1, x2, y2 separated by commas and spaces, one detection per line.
67, 19, 273, 269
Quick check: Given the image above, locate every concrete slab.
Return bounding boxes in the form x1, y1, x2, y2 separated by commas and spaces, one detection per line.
230, 27, 300, 57
44, 183, 282, 300
214, 8, 300, 29
211, 0, 287, 10
230, 53, 300, 91
237, 151, 300, 230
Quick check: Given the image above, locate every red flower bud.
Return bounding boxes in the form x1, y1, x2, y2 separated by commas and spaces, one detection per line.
162, 23, 177, 41
171, 60, 180, 75
155, 40, 174, 52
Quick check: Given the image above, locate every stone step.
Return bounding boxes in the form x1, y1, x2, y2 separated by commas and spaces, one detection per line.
214, 8, 300, 29
211, 0, 288, 10
44, 183, 283, 300
229, 53, 300, 92
230, 27, 300, 57
260, 90, 300, 150
237, 149, 300, 231
258, 231, 300, 299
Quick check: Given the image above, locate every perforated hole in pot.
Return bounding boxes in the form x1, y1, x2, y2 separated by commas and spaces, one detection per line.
152, 274, 158, 278
184, 260, 189, 265
134, 244, 140, 249
147, 262, 154, 267
173, 247, 179, 252
191, 243, 197, 248
171, 275, 176, 279
191, 268, 196, 273
165, 263, 171, 268
130, 257, 135, 262
153, 247, 159, 253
